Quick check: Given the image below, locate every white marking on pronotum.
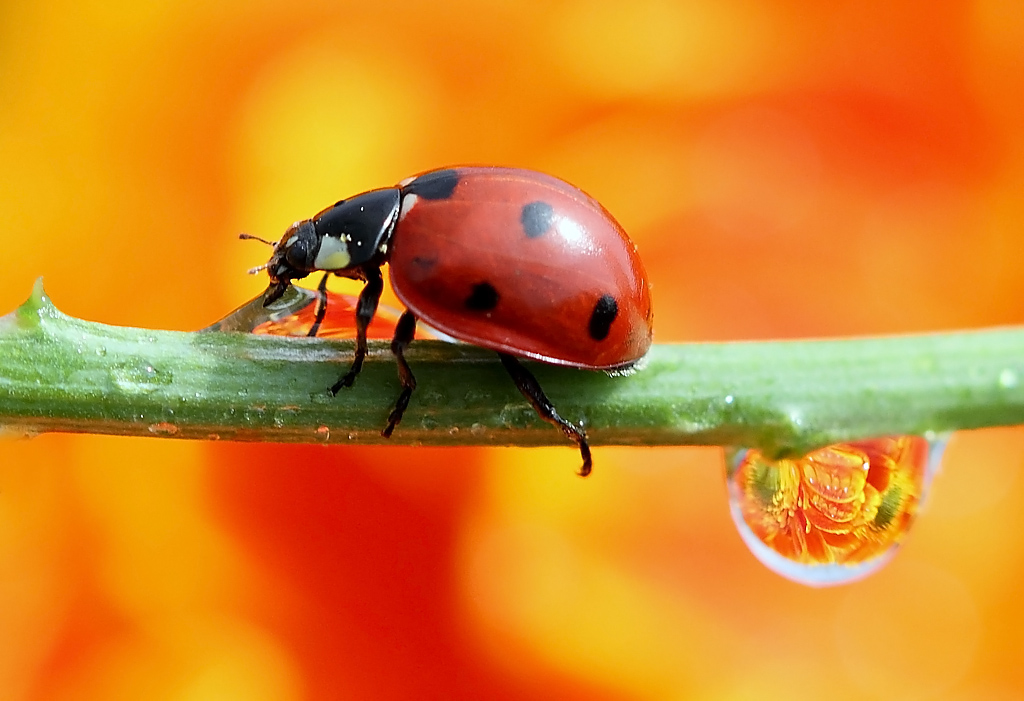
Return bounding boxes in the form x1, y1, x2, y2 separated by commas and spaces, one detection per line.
399, 193, 418, 222
314, 236, 352, 271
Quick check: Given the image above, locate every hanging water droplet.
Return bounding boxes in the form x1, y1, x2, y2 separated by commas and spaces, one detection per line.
726, 435, 945, 587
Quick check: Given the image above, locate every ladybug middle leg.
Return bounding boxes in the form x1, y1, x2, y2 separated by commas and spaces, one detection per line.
306, 272, 331, 338
382, 310, 418, 437
497, 353, 593, 477
330, 267, 384, 395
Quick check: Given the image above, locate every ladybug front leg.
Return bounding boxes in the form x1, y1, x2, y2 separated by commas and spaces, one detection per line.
329, 266, 383, 395
497, 353, 593, 477
382, 310, 418, 437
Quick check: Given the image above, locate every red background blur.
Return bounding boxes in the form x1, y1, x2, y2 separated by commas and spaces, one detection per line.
3, 2, 1024, 699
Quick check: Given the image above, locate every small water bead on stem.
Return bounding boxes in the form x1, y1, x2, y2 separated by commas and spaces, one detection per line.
727, 435, 945, 587
202, 285, 449, 341
201, 285, 400, 339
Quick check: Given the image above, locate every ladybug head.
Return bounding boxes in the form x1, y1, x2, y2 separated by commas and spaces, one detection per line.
240, 219, 319, 307
270, 219, 319, 281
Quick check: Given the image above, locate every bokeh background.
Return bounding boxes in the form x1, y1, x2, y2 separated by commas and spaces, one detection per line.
3, 1, 1024, 699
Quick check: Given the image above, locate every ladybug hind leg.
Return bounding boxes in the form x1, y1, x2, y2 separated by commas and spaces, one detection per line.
329, 267, 384, 395
382, 310, 418, 437
497, 353, 593, 477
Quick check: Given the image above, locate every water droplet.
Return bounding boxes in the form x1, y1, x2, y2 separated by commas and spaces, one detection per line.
110, 361, 170, 392
448, 426, 460, 436
206, 433, 221, 441
419, 389, 447, 405
95, 346, 107, 357
148, 422, 179, 436
470, 423, 486, 436
724, 395, 734, 405
464, 389, 490, 404
498, 404, 534, 428
726, 435, 944, 586
309, 391, 333, 405
999, 368, 1018, 389
315, 425, 330, 442
420, 416, 438, 430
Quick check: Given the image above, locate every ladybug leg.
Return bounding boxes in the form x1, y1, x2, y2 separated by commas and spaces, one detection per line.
329, 267, 384, 395
306, 272, 331, 338
382, 310, 418, 438
497, 353, 593, 477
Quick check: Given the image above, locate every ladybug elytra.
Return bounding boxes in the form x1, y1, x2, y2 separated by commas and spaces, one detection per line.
243, 166, 653, 475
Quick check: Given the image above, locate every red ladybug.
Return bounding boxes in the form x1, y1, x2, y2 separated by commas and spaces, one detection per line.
243, 166, 653, 475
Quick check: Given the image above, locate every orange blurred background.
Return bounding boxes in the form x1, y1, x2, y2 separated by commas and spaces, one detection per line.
3, 1, 1024, 699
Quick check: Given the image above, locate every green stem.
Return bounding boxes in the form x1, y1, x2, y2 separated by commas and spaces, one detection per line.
1, 279, 1023, 456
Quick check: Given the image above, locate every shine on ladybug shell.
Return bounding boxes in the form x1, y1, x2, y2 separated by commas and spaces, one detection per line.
389, 167, 653, 369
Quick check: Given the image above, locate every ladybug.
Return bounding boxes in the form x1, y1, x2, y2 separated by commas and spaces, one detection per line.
243, 166, 653, 475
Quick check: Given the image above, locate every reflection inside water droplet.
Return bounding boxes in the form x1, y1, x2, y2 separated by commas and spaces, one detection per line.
199, 285, 445, 341
999, 368, 1018, 389
726, 435, 945, 586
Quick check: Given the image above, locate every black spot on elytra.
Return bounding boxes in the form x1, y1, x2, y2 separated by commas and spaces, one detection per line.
520, 201, 554, 238
465, 282, 499, 311
403, 169, 459, 200
411, 256, 437, 270
588, 294, 618, 341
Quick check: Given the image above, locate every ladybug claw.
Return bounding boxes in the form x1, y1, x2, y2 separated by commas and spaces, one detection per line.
329, 373, 356, 395
381, 385, 414, 438
576, 444, 593, 478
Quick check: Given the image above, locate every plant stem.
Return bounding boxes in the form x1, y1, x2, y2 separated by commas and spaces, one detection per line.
1, 279, 1023, 456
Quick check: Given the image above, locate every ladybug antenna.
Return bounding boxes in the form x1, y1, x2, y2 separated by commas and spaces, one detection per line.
239, 233, 278, 275
239, 233, 276, 246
